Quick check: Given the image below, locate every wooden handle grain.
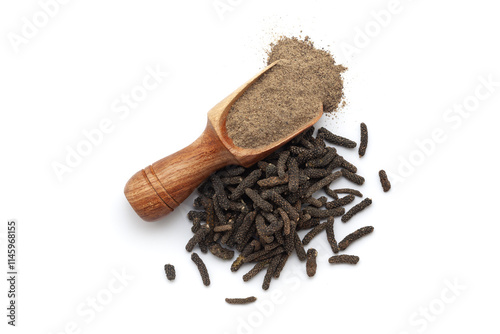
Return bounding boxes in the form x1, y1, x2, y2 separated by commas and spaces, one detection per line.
124, 121, 238, 221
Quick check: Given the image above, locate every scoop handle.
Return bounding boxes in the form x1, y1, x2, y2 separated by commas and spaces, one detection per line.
124, 120, 238, 221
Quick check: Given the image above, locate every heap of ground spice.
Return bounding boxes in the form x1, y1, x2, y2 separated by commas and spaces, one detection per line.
226, 36, 346, 149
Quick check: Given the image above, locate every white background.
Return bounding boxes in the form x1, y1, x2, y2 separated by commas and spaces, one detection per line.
1, 0, 500, 333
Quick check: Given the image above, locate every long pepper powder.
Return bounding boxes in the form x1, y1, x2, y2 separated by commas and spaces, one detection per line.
226, 37, 346, 148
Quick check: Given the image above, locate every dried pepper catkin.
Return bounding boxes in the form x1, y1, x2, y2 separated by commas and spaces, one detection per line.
201, 196, 216, 228
209, 243, 235, 260
294, 232, 307, 261
224, 166, 246, 176
341, 169, 365, 186
185, 123, 379, 290
305, 171, 343, 198
284, 221, 296, 254
379, 170, 391, 192
302, 222, 328, 245
265, 163, 278, 178
229, 169, 262, 200
191, 252, 210, 286
287, 157, 300, 192
304, 207, 345, 218
338, 226, 374, 251
289, 145, 307, 155
304, 196, 324, 208
242, 260, 269, 281
359, 122, 368, 157
325, 217, 339, 254
296, 145, 325, 164
221, 176, 243, 185
262, 255, 281, 290
261, 212, 283, 234
276, 207, 290, 235
273, 254, 289, 278
212, 194, 227, 224
211, 174, 230, 210
277, 150, 290, 179
243, 246, 276, 263
328, 255, 360, 265
235, 211, 257, 244
341, 198, 372, 223
325, 195, 355, 209
299, 137, 315, 149
253, 246, 285, 263
164, 264, 176, 281
318, 127, 357, 148
257, 175, 289, 188
191, 221, 201, 233
304, 168, 330, 179
255, 214, 268, 238
306, 248, 318, 277
231, 255, 245, 272
225, 297, 257, 305
213, 224, 232, 232
306, 147, 337, 168
187, 210, 207, 222
261, 190, 300, 222
333, 188, 363, 197
297, 217, 319, 230
324, 186, 339, 200
185, 225, 210, 252
332, 155, 357, 173
244, 188, 273, 212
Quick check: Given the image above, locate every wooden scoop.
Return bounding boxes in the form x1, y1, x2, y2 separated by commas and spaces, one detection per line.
124, 60, 323, 221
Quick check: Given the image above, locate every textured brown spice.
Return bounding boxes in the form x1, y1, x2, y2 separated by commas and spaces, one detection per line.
325, 217, 339, 254
231, 254, 245, 272
304, 207, 345, 218
164, 264, 176, 281
273, 254, 289, 278
277, 151, 290, 179
332, 188, 363, 197
187, 210, 207, 222
262, 255, 282, 290
338, 226, 374, 251
325, 195, 355, 209
225, 297, 257, 305
306, 248, 318, 277
185, 225, 210, 252
341, 198, 372, 223
226, 37, 346, 148
242, 260, 269, 282
191, 252, 211, 286
305, 171, 343, 198
294, 232, 307, 261
186, 124, 380, 290
213, 224, 233, 232
302, 221, 328, 245
318, 127, 357, 149
209, 243, 235, 260
359, 123, 368, 157
341, 169, 365, 186
379, 170, 391, 192
328, 255, 360, 265
244, 188, 273, 212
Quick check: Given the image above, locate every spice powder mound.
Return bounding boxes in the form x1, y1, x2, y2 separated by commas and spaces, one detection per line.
226, 36, 346, 149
